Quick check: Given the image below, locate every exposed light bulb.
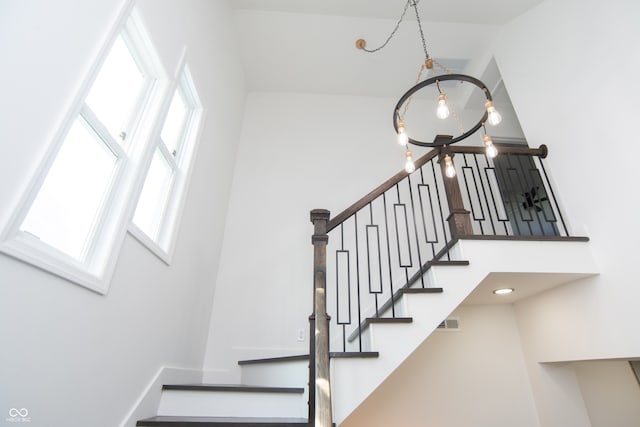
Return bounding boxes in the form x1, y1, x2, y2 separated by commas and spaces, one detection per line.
444, 154, 456, 178
483, 134, 498, 158
397, 120, 408, 146
436, 94, 450, 119
485, 101, 502, 126
405, 150, 416, 173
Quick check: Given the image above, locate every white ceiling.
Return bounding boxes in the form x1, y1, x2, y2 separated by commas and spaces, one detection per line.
230, 0, 544, 98
231, 0, 545, 25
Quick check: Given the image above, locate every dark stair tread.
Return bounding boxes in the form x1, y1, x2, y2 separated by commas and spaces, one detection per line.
347, 317, 413, 342
162, 384, 303, 393
430, 260, 470, 266
373, 259, 467, 321
400, 287, 444, 294
344, 257, 471, 343
458, 235, 589, 242
137, 416, 309, 426
346, 287, 445, 343
366, 317, 413, 324
238, 352, 378, 365
370, 286, 444, 321
239, 355, 309, 365
330, 351, 379, 359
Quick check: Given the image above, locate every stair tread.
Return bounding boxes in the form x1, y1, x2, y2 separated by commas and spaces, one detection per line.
239, 355, 309, 365
238, 352, 379, 365
370, 259, 466, 321
162, 384, 304, 393
346, 286, 446, 343
344, 257, 470, 343
137, 416, 308, 426
400, 287, 444, 294
366, 317, 413, 323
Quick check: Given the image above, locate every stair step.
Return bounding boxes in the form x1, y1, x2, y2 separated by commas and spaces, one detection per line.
370, 260, 468, 321
137, 416, 308, 426
239, 355, 309, 365
237, 353, 380, 387
238, 352, 379, 365
157, 384, 306, 418
347, 317, 413, 342
163, 384, 303, 393
346, 286, 446, 343
367, 317, 413, 324
400, 287, 444, 294
404, 260, 470, 289
343, 259, 469, 343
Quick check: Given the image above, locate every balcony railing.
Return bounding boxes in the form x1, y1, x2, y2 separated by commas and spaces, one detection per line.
308, 143, 570, 426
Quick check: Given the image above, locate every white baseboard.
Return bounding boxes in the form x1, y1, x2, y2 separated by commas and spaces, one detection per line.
118, 366, 203, 427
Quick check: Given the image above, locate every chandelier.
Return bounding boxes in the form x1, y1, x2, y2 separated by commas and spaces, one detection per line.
356, 0, 503, 176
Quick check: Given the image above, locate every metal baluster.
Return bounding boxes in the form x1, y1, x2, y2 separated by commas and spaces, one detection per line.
538, 157, 569, 236
406, 174, 425, 288
418, 166, 437, 259
353, 212, 363, 352
430, 158, 451, 260
382, 192, 396, 317
394, 183, 412, 285
473, 152, 497, 235
367, 203, 383, 316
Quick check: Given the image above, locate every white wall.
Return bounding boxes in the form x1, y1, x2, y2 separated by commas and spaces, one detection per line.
491, 0, 640, 424
497, 0, 640, 359
0, 1, 245, 426
573, 360, 640, 427
339, 304, 540, 427
202, 91, 403, 380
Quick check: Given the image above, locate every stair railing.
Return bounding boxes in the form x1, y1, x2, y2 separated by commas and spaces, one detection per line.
308, 143, 566, 425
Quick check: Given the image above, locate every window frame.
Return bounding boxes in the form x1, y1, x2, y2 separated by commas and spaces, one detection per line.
129, 60, 204, 264
0, 8, 170, 293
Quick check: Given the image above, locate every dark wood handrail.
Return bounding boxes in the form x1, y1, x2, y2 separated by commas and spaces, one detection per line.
326, 144, 548, 232
327, 148, 440, 231
451, 143, 547, 158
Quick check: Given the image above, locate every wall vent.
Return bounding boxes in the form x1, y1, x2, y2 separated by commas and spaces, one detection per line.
437, 317, 460, 330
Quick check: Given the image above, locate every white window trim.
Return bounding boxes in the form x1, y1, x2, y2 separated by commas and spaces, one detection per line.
128, 53, 206, 264
0, 6, 170, 294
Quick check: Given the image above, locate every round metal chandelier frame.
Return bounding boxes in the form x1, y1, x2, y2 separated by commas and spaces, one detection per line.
392, 73, 494, 148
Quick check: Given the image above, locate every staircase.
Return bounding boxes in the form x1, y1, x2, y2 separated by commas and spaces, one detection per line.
136, 144, 597, 426
136, 237, 595, 426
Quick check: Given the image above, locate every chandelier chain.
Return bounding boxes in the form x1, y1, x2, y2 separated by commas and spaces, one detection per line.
400, 64, 427, 119
360, 0, 413, 53
451, 108, 465, 134
410, 0, 430, 61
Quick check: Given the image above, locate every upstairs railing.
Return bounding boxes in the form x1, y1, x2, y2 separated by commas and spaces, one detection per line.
308, 143, 569, 426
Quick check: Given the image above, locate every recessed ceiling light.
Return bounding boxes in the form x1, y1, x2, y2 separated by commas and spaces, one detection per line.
493, 288, 514, 295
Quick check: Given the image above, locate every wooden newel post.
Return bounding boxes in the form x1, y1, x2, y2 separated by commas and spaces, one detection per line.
310, 209, 332, 427
438, 150, 473, 237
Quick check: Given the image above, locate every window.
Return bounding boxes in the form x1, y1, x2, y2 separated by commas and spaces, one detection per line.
131, 67, 202, 260
20, 118, 119, 260
0, 12, 168, 293
19, 31, 150, 262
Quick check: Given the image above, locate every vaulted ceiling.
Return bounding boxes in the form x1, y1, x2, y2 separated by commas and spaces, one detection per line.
230, 0, 544, 98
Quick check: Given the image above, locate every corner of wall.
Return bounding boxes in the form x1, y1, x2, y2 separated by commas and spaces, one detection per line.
118, 366, 204, 427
